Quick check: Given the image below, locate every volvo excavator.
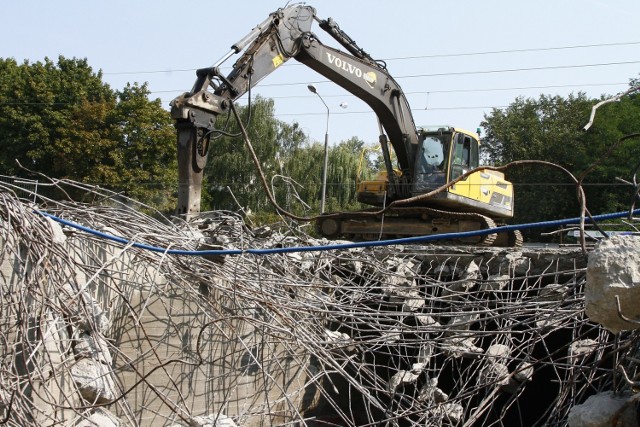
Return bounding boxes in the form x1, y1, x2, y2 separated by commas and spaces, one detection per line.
171, 3, 521, 246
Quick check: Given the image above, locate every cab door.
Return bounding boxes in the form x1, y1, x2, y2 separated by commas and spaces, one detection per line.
449, 132, 479, 199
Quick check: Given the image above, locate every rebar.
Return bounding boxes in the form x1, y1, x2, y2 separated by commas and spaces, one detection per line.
1, 179, 639, 427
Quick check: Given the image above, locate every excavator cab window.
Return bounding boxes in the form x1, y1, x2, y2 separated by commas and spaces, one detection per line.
412, 135, 448, 194
450, 133, 479, 180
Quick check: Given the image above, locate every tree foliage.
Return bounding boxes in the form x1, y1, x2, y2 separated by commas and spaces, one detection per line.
0, 57, 375, 219
0, 57, 115, 177
481, 84, 640, 228
281, 137, 373, 214
110, 83, 177, 210
202, 96, 377, 217
325, 137, 368, 211
202, 96, 307, 213
0, 56, 176, 211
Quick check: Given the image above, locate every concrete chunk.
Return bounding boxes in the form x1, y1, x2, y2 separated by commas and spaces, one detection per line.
74, 408, 121, 427
442, 260, 479, 297
480, 274, 510, 291
430, 402, 464, 425
569, 339, 598, 364
74, 332, 113, 365
388, 370, 420, 392
486, 344, 510, 360
568, 391, 638, 427
479, 362, 510, 388
513, 361, 534, 383
440, 338, 483, 358
417, 377, 448, 404
71, 359, 118, 404
585, 235, 640, 333
190, 414, 238, 427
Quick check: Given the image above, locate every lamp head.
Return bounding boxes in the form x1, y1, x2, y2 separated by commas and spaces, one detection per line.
307, 84, 318, 94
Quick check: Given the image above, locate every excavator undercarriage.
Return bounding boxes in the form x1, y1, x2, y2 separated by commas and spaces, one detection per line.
316, 207, 523, 247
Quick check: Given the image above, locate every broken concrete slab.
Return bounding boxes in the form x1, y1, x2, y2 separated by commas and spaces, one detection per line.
4, 188, 639, 427
71, 358, 119, 405
585, 235, 640, 333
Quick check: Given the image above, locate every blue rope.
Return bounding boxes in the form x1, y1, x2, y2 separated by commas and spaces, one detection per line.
38, 209, 640, 256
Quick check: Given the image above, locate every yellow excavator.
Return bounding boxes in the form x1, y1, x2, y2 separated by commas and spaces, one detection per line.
170, 4, 520, 246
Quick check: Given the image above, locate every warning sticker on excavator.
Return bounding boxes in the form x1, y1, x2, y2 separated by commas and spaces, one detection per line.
364, 72, 377, 89
272, 54, 285, 68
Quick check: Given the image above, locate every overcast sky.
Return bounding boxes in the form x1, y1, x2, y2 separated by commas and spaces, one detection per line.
2, 0, 638, 146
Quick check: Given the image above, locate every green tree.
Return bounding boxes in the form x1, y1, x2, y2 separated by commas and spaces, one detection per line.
281, 141, 325, 214
325, 137, 367, 211
0, 56, 177, 211
581, 82, 640, 214
202, 96, 307, 214
0, 57, 115, 177
109, 83, 177, 212
200, 96, 377, 219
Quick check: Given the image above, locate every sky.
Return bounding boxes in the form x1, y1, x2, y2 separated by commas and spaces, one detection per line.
2, 0, 638, 146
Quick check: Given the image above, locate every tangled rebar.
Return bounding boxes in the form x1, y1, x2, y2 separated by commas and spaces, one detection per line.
1, 178, 639, 427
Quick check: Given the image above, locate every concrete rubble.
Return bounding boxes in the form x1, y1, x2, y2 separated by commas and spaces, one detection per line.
1, 186, 640, 426
567, 391, 639, 427
74, 408, 122, 427
585, 235, 640, 333
168, 413, 238, 427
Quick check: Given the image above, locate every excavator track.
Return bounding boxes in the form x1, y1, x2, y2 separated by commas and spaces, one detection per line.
315, 207, 521, 247
492, 228, 524, 248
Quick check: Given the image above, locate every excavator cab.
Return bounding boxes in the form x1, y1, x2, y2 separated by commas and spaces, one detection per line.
358, 126, 514, 220
413, 126, 479, 194
415, 126, 514, 219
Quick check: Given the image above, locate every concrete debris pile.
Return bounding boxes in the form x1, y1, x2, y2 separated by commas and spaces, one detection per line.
1, 181, 639, 427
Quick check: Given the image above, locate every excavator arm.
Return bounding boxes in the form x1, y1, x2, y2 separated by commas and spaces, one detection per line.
171, 3, 419, 217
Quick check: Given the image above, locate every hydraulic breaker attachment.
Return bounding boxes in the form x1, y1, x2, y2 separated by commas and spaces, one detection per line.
176, 122, 210, 219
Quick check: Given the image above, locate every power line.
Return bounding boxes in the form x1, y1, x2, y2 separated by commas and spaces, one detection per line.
148, 82, 626, 96
382, 41, 640, 61
242, 82, 628, 99
400, 61, 640, 80
101, 41, 640, 75
103, 68, 196, 76
255, 61, 640, 88
150, 79, 631, 102
274, 107, 511, 117
3, 80, 630, 107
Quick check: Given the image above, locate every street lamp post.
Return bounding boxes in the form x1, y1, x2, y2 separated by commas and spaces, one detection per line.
307, 84, 330, 214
